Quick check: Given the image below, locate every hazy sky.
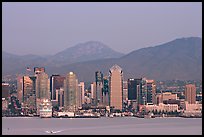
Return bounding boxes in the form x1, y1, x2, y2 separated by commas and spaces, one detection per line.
2, 2, 202, 56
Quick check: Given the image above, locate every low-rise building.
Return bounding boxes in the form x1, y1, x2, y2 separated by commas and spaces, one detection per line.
144, 103, 178, 112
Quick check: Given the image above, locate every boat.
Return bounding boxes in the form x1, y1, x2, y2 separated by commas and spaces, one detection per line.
45, 130, 63, 134
109, 114, 114, 118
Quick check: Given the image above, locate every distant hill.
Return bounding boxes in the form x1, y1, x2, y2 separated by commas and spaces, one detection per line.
48, 41, 124, 65
2, 37, 202, 82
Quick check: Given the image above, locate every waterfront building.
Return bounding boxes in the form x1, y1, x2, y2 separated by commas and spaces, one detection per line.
185, 84, 196, 104
156, 93, 163, 105
144, 103, 179, 113
184, 101, 202, 111
162, 92, 178, 101
64, 72, 79, 112
39, 99, 52, 118
109, 64, 123, 111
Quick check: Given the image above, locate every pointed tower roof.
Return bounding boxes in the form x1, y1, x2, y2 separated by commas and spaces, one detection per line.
109, 64, 122, 73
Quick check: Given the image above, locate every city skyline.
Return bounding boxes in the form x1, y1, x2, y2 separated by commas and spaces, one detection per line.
2, 2, 202, 135
2, 2, 202, 55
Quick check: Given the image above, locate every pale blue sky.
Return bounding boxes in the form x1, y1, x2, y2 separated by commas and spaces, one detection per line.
2, 2, 202, 55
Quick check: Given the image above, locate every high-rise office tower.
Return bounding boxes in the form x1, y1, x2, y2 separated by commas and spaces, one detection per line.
138, 78, 156, 106
35, 72, 50, 100
123, 81, 128, 102
139, 78, 147, 106
102, 76, 109, 106
57, 87, 64, 109
90, 82, 96, 105
17, 76, 23, 103
50, 75, 65, 101
128, 78, 142, 100
185, 84, 196, 104
22, 76, 36, 112
146, 79, 156, 104
33, 68, 50, 115
78, 82, 85, 105
109, 64, 123, 111
127, 78, 142, 112
95, 71, 103, 106
64, 72, 79, 112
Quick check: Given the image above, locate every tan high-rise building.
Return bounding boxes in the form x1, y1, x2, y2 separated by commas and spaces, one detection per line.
35, 72, 50, 100
35, 72, 50, 115
184, 84, 196, 104
91, 82, 96, 105
109, 64, 123, 111
17, 76, 23, 103
22, 76, 36, 112
145, 79, 156, 104
64, 72, 79, 112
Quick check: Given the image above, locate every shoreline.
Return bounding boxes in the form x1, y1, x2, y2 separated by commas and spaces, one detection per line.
2, 116, 202, 119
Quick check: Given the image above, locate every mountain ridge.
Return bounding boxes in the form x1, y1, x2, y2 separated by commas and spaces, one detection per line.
2, 37, 202, 82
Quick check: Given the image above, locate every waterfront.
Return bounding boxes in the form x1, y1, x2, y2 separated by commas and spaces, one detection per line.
2, 117, 202, 135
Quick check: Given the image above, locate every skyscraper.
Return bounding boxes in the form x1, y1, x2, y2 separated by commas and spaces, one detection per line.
35, 72, 50, 100
145, 79, 156, 104
128, 78, 142, 100
78, 82, 85, 107
35, 71, 50, 115
185, 84, 196, 104
102, 76, 109, 106
128, 78, 142, 112
95, 71, 103, 106
90, 82, 96, 105
57, 87, 64, 110
123, 81, 128, 102
109, 64, 123, 111
138, 78, 156, 105
17, 76, 23, 103
22, 76, 36, 113
50, 75, 65, 100
64, 72, 79, 112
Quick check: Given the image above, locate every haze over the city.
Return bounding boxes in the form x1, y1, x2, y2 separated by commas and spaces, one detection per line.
2, 2, 202, 56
